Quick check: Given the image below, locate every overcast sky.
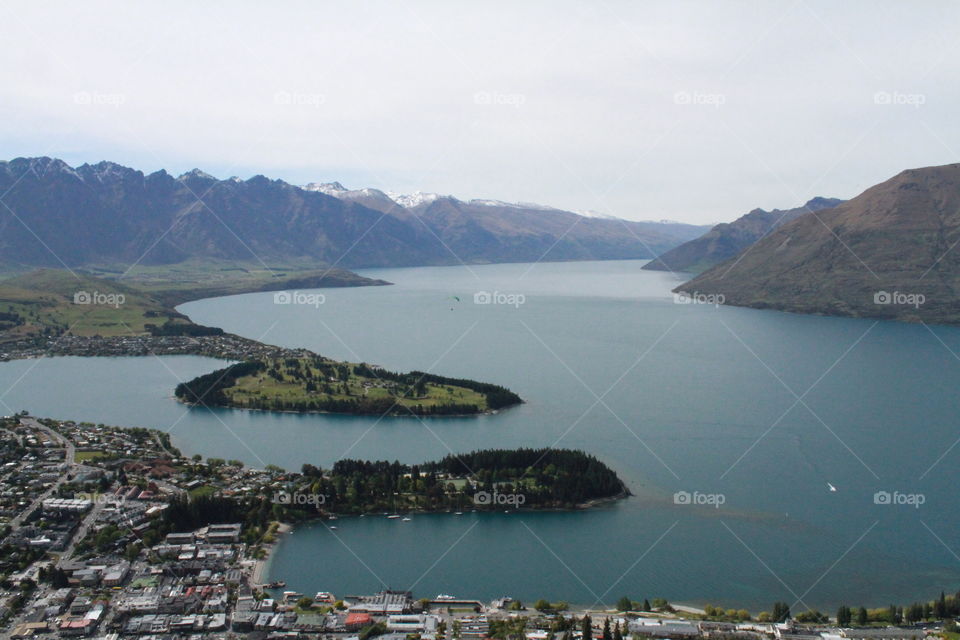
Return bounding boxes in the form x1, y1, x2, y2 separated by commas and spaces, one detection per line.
1, 0, 957, 224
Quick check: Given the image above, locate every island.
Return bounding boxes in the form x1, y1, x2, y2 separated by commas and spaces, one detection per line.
174, 357, 523, 416
292, 447, 630, 514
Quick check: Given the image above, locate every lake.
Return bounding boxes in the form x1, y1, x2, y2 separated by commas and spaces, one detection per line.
1, 259, 958, 611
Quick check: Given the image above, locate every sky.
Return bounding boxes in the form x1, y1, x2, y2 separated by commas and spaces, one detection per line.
0, 0, 958, 224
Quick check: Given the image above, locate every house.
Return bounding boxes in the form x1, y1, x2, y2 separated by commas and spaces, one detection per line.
345, 613, 373, 631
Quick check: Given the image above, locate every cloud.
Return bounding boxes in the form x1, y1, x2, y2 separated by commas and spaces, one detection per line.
0, 0, 957, 223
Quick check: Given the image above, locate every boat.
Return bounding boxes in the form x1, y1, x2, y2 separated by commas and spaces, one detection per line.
454, 512, 463, 515
329, 526, 337, 530
328, 515, 338, 520
436, 594, 456, 601
265, 580, 286, 589
387, 514, 401, 519
402, 517, 412, 522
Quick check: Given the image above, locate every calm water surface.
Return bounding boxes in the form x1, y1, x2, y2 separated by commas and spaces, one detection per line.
1, 260, 957, 610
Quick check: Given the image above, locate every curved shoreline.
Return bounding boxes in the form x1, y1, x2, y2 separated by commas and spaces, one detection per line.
176, 396, 516, 418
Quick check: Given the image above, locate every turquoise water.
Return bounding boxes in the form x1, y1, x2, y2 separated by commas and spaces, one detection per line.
1, 260, 958, 610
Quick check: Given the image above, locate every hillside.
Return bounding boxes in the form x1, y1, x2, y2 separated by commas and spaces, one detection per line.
0, 157, 707, 271
0, 267, 388, 344
643, 197, 843, 273
0, 270, 197, 340
677, 164, 960, 324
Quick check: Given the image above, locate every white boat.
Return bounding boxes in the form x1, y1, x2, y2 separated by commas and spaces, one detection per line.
454, 512, 463, 515
436, 594, 456, 600
387, 514, 401, 519
402, 517, 412, 522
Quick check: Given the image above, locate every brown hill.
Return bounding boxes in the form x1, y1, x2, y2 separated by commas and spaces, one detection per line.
676, 163, 960, 324
642, 197, 843, 273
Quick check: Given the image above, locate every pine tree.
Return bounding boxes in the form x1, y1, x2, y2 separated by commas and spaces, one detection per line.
581, 615, 593, 640
857, 607, 868, 626
602, 618, 611, 640
837, 605, 851, 627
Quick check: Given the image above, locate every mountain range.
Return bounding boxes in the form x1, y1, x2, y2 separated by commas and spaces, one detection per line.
643, 197, 844, 273
677, 163, 960, 324
0, 157, 709, 271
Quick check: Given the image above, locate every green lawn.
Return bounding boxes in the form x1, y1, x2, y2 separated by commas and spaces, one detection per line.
74, 450, 110, 462
226, 359, 488, 411
188, 485, 217, 498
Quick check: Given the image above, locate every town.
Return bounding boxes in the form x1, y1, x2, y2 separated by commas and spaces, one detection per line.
0, 333, 317, 363
0, 415, 949, 640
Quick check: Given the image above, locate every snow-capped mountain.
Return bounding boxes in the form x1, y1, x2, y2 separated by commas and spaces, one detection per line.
0, 156, 711, 270
303, 181, 631, 221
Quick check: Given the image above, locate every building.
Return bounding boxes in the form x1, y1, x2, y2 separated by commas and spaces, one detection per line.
345, 613, 374, 631
206, 523, 242, 543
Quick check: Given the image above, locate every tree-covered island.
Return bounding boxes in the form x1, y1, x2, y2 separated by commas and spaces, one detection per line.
277, 448, 630, 516
174, 356, 523, 416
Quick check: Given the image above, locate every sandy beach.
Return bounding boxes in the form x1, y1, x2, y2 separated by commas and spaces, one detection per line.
250, 521, 291, 586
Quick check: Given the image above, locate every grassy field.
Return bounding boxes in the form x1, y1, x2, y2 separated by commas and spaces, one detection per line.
80, 258, 388, 305
0, 269, 191, 340
0, 262, 389, 345
226, 358, 489, 411
74, 450, 110, 462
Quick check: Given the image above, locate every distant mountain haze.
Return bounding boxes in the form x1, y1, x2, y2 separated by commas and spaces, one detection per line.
677, 163, 960, 324
643, 197, 844, 273
0, 157, 709, 271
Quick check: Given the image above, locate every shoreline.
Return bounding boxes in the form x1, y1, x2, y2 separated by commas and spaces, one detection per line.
176, 397, 516, 419
250, 521, 291, 587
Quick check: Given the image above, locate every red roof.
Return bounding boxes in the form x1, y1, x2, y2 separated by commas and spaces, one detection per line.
346, 613, 373, 626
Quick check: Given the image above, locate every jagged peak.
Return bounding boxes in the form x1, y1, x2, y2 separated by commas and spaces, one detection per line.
178, 168, 218, 181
